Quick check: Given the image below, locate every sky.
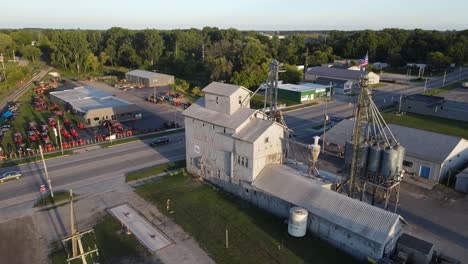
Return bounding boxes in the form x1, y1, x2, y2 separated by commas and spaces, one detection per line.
1, 0, 467, 30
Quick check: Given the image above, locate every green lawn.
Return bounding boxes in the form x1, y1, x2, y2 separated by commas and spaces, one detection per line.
370, 83, 388, 88
423, 79, 467, 95
136, 172, 357, 264
126, 159, 186, 182
382, 112, 468, 139
50, 214, 148, 264
250, 94, 299, 109
34, 190, 72, 208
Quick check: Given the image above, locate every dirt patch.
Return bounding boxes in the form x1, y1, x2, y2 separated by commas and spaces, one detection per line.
0, 215, 47, 264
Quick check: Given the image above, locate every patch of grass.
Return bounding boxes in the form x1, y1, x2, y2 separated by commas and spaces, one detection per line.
99, 128, 184, 148
423, 79, 468, 95
250, 94, 299, 109
50, 214, 147, 264
136, 173, 357, 264
34, 190, 71, 208
126, 160, 186, 182
370, 83, 388, 88
283, 101, 319, 112
0, 150, 72, 168
409, 78, 424, 82
382, 112, 468, 139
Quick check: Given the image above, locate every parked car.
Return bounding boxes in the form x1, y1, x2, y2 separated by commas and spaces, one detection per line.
150, 137, 170, 147
163, 121, 180, 129
0, 171, 22, 183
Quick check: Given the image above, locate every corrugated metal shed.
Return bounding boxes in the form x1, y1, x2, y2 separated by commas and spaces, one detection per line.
233, 118, 275, 143
202, 82, 251, 96
253, 164, 404, 244
307, 66, 370, 80
183, 98, 256, 129
126, 69, 173, 79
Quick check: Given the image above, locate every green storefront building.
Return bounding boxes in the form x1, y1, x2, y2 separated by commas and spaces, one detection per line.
277, 83, 332, 104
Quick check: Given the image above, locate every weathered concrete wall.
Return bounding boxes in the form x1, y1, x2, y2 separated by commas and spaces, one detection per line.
205, 93, 230, 115
205, 177, 390, 261
252, 124, 284, 181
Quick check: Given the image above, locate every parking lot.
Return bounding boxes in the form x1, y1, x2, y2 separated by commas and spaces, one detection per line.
0, 78, 193, 160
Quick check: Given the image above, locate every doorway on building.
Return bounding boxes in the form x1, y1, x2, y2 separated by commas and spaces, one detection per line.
419, 165, 430, 178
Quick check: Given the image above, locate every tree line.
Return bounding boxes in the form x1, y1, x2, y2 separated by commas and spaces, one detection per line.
0, 27, 467, 89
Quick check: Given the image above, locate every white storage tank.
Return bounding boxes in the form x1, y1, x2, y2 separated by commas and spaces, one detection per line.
288, 207, 308, 237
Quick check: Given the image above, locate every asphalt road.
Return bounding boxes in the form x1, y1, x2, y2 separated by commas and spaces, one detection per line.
0, 133, 186, 208
284, 67, 468, 144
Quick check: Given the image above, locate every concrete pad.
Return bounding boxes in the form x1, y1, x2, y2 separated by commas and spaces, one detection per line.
108, 203, 172, 253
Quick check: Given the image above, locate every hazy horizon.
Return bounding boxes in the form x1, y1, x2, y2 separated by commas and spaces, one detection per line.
1, 0, 467, 31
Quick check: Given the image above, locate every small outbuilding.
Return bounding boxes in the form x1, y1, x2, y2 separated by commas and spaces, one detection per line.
277, 83, 332, 103
305, 66, 380, 85
315, 77, 353, 94
125, 70, 175, 88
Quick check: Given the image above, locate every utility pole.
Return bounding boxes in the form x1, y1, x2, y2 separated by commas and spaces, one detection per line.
57, 120, 64, 155
39, 145, 54, 198
424, 78, 428, 93
62, 189, 98, 264
202, 44, 205, 62
398, 94, 402, 113
322, 83, 330, 154
70, 189, 78, 257
12, 50, 16, 63
459, 66, 462, 82
0, 53, 5, 80
443, 70, 447, 87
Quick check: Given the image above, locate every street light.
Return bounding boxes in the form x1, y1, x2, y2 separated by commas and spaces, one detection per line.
39, 145, 54, 198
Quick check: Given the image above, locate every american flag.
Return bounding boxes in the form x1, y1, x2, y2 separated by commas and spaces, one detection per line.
359, 52, 368, 67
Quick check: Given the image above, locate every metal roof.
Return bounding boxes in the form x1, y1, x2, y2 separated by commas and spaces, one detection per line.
50, 86, 112, 102
126, 69, 173, 79
233, 118, 276, 143
278, 83, 329, 92
71, 96, 134, 113
323, 119, 464, 163
386, 124, 464, 163
253, 164, 403, 244
306, 66, 373, 81
183, 98, 256, 129
202, 82, 251, 96
315, 77, 350, 87
50, 86, 134, 113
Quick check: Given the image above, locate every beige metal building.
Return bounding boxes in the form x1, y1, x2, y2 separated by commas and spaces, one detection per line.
50, 86, 141, 126
305, 66, 380, 85
125, 70, 175, 87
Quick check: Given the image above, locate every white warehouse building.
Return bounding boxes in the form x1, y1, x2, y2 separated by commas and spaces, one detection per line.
183, 82, 406, 262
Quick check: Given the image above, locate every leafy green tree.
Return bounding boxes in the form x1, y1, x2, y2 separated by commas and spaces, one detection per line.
0, 33, 13, 52
309, 50, 329, 65
136, 30, 164, 66
21, 46, 42, 63
99, 51, 109, 65
280, 64, 303, 84
84, 53, 100, 72
427, 51, 451, 69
